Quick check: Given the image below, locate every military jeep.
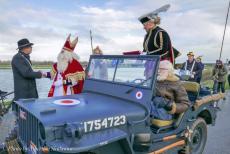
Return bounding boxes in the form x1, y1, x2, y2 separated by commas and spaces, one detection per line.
13, 55, 222, 154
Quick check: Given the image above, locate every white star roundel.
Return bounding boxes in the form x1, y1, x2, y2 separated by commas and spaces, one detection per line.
136, 91, 143, 100
53, 99, 80, 106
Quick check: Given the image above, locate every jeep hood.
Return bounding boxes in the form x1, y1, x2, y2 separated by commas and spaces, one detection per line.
15, 92, 147, 126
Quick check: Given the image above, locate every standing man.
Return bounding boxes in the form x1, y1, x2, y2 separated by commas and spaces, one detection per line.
182, 52, 203, 83
11, 38, 44, 100
138, 4, 180, 64
195, 56, 204, 83
212, 60, 227, 95
227, 60, 230, 87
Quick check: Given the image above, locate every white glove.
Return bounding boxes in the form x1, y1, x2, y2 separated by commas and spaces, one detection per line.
53, 78, 63, 87
71, 80, 78, 86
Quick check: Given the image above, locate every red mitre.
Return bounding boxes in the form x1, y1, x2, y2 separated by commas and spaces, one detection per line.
62, 34, 78, 52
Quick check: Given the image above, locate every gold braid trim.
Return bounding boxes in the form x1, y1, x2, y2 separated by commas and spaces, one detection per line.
149, 30, 164, 55
154, 31, 159, 48
168, 102, 177, 114
145, 29, 152, 52
50, 66, 57, 79
159, 31, 163, 49
65, 71, 85, 83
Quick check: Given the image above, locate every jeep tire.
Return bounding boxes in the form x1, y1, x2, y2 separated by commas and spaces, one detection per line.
189, 118, 207, 154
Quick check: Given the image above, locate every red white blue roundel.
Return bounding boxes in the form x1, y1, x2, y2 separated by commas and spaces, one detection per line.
53, 99, 80, 106
136, 91, 143, 99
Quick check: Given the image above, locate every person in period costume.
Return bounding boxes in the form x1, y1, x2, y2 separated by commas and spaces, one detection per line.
151, 60, 190, 126
182, 52, 203, 83
11, 38, 45, 100
212, 60, 227, 95
195, 56, 204, 83
227, 60, 230, 87
47, 34, 85, 97
138, 4, 180, 64
88, 46, 108, 80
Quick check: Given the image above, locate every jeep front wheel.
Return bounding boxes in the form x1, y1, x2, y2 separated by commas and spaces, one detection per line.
189, 118, 207, 154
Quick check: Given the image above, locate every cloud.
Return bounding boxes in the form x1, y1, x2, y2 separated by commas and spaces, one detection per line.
0, 0, 229, 63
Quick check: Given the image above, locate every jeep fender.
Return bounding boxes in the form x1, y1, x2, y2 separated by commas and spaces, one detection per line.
195, 103, 216, 125
47, 128, 133, 154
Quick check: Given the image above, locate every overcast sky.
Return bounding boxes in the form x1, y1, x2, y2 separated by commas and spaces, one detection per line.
0, 0, 229, 63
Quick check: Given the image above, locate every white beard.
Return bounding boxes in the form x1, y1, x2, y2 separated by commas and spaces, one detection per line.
57, 50, 80, 73
157, 72, 168, 81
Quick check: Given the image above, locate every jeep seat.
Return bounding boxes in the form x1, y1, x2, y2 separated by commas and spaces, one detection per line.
151, 113, 186, 134
181, 81, 200, 102
151, 119, 173, 127
150, 81, 199, 130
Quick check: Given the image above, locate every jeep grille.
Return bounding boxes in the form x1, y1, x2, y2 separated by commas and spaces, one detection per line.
18, 107, 39, 148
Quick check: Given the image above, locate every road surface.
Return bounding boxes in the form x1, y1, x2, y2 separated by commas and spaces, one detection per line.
204, 91, 230, 154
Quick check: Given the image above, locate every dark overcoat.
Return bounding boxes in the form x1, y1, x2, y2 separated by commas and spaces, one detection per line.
11, 52, 42, 100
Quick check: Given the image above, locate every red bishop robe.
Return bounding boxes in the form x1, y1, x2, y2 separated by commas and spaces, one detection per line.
48, 59, 85, 97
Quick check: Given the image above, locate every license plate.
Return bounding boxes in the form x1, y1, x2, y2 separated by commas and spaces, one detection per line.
83, 115, 126, 133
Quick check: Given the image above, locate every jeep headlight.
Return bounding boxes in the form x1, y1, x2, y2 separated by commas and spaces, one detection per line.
45, 126, 64, 141
64, 123, 84, 139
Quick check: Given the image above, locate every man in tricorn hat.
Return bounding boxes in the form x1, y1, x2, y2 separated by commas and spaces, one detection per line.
138, 4, 180, 64
11, 38, 45, 100
46, 34, 85, 97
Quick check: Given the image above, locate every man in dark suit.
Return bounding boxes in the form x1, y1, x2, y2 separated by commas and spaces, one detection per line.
11, 38, 44, 100
182, 52, 203, 83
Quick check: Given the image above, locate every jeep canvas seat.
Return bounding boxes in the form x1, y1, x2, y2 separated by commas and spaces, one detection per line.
150, 113, 185, 134
181, 81, 200, 102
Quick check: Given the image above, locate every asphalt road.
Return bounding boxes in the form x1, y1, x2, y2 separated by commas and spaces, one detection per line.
204, 92, 230, 154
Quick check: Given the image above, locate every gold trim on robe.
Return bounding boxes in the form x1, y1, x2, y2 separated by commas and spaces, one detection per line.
50, 66, 57, 80
65, 71, 85, 83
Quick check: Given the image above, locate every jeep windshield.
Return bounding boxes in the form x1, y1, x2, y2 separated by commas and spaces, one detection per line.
87, 55, 159, 88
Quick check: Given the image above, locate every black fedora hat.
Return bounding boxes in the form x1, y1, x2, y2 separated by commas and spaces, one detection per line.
17, 38, 34, 50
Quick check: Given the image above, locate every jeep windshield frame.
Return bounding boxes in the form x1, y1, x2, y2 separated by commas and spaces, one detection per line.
86, 55, 160, 90
83, 55, 160, 105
